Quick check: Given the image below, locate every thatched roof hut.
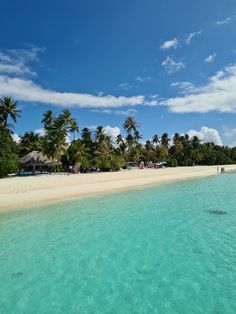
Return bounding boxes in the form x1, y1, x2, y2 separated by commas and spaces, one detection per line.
20, 151, 60, 174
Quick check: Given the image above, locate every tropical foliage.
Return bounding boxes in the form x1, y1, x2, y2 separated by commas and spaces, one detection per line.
0, 130, 19, 178
0, 97, 21, 177
0, 96, 236, 177
0, 97, 21, 132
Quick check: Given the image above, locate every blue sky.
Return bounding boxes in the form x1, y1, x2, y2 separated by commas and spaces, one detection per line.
0, 0, 236, 146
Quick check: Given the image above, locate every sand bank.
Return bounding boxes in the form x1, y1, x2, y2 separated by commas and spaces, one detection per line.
0, 165, 236, 212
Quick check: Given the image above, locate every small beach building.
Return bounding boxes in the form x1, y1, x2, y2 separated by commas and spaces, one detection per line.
20, 151, 61, 175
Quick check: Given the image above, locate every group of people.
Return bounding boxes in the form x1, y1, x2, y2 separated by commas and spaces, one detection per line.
217, 166, 225, 173
139, 161, 165, 169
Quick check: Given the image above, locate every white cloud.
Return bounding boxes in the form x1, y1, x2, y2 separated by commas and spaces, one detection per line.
161, 31, 202, 50
91, 109, 112, 114
119, 82, 132, 90
0, 47, 158, 110
161, 56, 185, 74
103, 126, 120, 141
170, 81, 196, 94
91, 108, 138, 116
185, 30, 203, 44
11, 133, 20, 143
223, 127, 236, 137
115, 108, 138, 116
216, 16, 233, 26
205, 53, 217, 63
161, 64, 236, 113
144, 100, 158, 106
160, 38, 179, 50
34, 128, 45, 136
188, 126, 223, 145
223, 127, 236, 147
0, 63, 33, 75
143, 94, 158, 106
5, 47, 45, 61
88, 125, 120, 142
135, 76, 151, 82
0, 75, 155, 109
0, 47, 44, 76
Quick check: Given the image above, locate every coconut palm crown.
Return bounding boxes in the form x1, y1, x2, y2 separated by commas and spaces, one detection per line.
0, 96, 21, 131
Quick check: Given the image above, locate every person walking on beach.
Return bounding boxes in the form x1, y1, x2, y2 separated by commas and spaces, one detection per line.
220, 167, 225, 174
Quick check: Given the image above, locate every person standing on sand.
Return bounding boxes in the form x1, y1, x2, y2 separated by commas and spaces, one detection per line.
220, 167, 225, 174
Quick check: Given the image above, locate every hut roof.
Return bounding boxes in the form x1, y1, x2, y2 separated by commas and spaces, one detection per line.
20, 151, 60, 166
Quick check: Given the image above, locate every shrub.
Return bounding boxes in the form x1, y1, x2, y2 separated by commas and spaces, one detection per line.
0, 130, 19, 178
167, 158, 178, 167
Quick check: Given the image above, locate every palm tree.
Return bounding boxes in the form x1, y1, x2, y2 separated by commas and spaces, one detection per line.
152, 134, 160, 148
191, 135, 201, 149
190, 136, 202, 165
116, 134, 124, 145
81, 127, 92, 142
19, 131, 42, 155
157, 145, 169, 160
59, 109, 72, 125
0, 96, 21, 130
69, 118, 79, 141
72, 141, 89, 173
42, 110, 77, 164
81, 127, 94, 152
161, 133, 170, 148
42, 110, 54, 130
116, 135, 126, 155
43, 121, 68, 161
145, 140, 154, 162
126, 134, 134, 148
173, 133, 180, 145
133, 143, 143, 163
183, 134, 190, 150
134, 130, 142, 143
95, 126, 105, 143
123, 116, 138, 135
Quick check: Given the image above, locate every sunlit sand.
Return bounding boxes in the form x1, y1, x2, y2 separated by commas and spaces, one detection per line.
1, 165, 236, 211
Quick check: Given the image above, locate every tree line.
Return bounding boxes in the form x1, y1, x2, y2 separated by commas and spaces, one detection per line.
0, 96, 236, 178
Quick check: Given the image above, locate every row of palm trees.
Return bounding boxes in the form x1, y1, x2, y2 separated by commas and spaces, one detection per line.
1, 96, 236, 173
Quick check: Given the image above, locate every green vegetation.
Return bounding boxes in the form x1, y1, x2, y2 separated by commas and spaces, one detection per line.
0, 96, 236, 177
0, 130, 19, 178
0, 96, 21, 132
0, 97, 21, 177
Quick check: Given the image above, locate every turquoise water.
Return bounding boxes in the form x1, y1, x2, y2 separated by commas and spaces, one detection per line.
0, 173, 236, 313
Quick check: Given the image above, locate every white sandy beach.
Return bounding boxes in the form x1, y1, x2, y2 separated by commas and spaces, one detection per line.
0, 165, 236, 212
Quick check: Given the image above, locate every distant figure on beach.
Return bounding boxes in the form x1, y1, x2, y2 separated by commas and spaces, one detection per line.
139, 161, 145, 169
220, 167, 225, 174
217, 166, 219, 173
148, 161, 153, 168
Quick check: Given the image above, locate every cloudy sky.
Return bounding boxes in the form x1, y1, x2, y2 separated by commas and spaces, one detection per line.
0, 0, 236, 146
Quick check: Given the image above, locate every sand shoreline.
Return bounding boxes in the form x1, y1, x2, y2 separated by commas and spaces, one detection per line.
0, 165, 236, 212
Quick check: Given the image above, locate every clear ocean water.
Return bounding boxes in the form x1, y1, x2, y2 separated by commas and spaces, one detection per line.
0, 173, 236, 314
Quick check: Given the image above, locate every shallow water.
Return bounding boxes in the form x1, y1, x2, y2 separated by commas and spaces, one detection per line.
0, 173, 236, 313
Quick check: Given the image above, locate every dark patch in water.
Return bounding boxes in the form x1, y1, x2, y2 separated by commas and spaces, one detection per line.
193, 249, 202, 254
11, 272, 24, 278
207, 210, 227, 215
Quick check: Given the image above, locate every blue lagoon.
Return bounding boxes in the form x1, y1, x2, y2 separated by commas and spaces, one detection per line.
0, 173, 236, 313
